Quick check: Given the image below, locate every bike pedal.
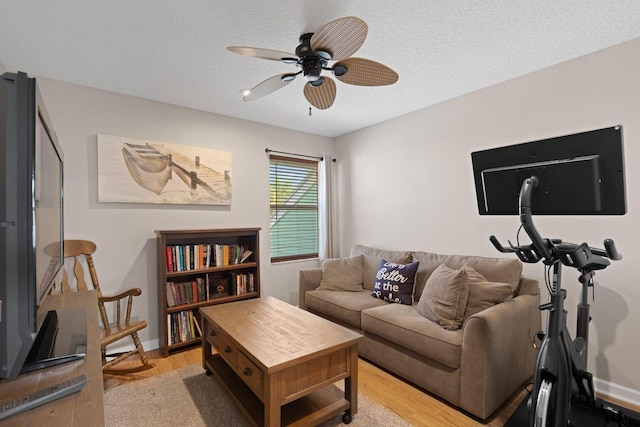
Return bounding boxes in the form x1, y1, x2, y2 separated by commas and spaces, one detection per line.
601, 403, 629, 427
603, 404, 621, 416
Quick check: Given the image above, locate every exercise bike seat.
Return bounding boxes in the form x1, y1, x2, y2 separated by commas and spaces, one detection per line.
554, 242, 610, 271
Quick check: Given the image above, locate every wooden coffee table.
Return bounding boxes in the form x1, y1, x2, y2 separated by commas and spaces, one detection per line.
200, 296, 364, 426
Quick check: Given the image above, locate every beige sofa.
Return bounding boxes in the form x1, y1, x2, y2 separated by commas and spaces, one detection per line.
299, 244, 540, 420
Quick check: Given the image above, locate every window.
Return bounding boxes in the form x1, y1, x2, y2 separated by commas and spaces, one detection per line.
269, 155, 319, 262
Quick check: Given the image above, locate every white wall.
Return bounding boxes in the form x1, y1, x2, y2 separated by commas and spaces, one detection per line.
36, 78, 332, 350
335, 37, 640, 403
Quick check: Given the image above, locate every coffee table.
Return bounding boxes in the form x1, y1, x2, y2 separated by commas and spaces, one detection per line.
200, 296, 364, 426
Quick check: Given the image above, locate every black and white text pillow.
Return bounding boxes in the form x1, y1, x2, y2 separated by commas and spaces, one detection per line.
372, 259, 419, 305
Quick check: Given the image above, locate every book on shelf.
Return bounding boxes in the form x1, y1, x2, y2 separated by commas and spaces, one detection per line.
166, 283, 176, 307
171, 282, 179, 305
197, 277, 205, 301
193, 315, 202, 337
166, 246, 174, 272
185, 281, 193, 302
240, 249, 253, 263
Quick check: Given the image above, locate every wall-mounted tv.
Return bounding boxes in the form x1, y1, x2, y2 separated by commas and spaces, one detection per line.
471, 126, 626, 215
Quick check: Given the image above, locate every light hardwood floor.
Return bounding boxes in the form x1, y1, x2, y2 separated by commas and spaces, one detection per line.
103, 347, 639, 426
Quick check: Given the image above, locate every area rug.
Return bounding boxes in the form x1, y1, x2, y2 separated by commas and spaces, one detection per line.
104, 364, 412, 426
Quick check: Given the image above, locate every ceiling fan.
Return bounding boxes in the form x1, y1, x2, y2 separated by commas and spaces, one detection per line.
227, 16, 398, 110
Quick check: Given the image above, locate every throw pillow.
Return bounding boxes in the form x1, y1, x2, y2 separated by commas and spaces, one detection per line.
463, 264, 514, 320
350, 245, 412, 291
371, 259, 419, 305
317, 255, 364, 292
417, 263, 469, 330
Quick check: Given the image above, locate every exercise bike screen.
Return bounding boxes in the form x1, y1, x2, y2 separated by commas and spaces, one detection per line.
471, 125, 626, 215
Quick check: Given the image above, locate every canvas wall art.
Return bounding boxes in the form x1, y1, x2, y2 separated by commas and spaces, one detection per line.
98, 134, 232, 205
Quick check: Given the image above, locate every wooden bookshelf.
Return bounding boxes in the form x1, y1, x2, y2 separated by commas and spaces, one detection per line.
156, 228, 260, 357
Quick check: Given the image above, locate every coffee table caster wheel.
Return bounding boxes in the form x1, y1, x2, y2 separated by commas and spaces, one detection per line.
342, 412, 352, 424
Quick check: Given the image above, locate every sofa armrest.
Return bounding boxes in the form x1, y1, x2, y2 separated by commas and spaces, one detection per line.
517, 276, 539, 297
459, 292, 541, 419
299, 268, 322, 309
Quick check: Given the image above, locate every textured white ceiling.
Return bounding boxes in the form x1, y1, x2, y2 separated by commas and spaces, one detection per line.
1, 1, 639, 137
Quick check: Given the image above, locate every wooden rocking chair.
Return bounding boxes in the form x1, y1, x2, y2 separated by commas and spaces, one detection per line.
53, 239, 154, 375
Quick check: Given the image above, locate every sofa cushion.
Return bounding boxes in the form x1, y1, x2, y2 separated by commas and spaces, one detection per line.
350, 245, 412, 291
463, 264, 514, 321
372, 259, 419, 305
412, 251, 522, 300
317, 255, 364, 292
305, 289, 388, 329
361, 303, 463, 369
417, 263, 469, 331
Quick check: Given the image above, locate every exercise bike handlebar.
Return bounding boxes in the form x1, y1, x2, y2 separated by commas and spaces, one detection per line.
603, 238, 623, 261
518, 177, 554, 261
490, 176, 623, 266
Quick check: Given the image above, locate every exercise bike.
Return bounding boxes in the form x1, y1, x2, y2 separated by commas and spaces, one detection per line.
491, 176, 627, 427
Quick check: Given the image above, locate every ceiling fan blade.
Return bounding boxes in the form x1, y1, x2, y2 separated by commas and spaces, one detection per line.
334, 58, 399, 86
227, 46, 298, 62
310, 16, 368, 61
243, 74, 296, 101
303, 77, 336, 110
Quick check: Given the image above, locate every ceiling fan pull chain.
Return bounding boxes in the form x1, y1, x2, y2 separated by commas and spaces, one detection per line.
309, 106, 312, 116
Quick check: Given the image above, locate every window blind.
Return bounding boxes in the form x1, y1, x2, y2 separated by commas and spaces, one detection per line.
269, 155, 319, 262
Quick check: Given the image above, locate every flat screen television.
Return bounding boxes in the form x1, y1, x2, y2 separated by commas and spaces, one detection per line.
1, 72, 85, 381
471, 125, 626, 215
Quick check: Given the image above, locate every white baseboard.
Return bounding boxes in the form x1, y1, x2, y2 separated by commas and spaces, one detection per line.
595, 377, 640, 408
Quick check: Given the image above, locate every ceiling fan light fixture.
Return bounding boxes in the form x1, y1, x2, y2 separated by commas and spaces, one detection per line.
333, 64, 347, 77
281, 73, 297, 82
315, 50, 332, 61
241, 89, 251, 97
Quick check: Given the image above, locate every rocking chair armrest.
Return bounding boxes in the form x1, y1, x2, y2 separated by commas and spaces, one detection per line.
99, 288, 142, 303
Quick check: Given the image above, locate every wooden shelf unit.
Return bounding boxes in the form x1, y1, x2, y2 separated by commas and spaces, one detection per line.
0, 291, 104, 426
156, 228, 260, 357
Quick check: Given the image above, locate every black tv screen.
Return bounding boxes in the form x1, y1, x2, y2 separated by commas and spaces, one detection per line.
471, 126, 626, 215
1, 72, 66, 380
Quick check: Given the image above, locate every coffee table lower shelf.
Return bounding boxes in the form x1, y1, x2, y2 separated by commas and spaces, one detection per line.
205, 354, 351, 426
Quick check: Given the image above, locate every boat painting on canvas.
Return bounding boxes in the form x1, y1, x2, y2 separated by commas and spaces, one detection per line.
98, 134, 232, 205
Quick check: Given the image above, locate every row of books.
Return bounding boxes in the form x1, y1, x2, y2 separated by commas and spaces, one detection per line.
165, 244, 253, 272
166, 273, 256, 307
230, 272, 256, 296
167, 310, 201, 345
166, 277, 206, 307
